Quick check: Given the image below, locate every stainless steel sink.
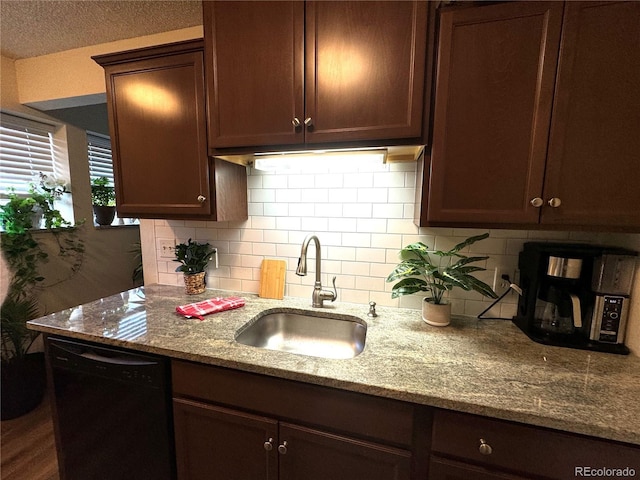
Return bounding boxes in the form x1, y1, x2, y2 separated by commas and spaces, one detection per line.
235, 310, 367, 359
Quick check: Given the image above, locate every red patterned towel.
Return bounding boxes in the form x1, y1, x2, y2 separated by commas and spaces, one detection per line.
176, 296, 245, 320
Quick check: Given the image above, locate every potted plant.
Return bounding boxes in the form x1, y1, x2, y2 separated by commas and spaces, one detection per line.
386, 233, 498, 326
0, 230, 48, 420
1, 295, 46, 419
173, 238, 216, 294
1, 196, 84, 418
91, 176, 116, 226
0, 187, 69, 234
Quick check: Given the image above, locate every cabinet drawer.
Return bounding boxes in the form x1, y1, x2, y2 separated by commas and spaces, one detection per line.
172, 360, 415, 447
432, 409, 640, 479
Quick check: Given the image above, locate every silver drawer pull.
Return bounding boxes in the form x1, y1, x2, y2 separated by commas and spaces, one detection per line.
278, 441, 288, 454
479, 438, 493, 455
264, 438, 274, 451
530, 197, 543, 208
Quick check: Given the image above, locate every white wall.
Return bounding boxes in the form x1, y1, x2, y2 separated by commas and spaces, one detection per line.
13, 26, 203, 109
141, 160, 640, 354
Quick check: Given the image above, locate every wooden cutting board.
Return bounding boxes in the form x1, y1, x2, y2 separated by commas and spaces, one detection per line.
259, 259, 286, 300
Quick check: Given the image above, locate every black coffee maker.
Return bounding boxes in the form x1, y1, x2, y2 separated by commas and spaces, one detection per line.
513, 242, 637, 355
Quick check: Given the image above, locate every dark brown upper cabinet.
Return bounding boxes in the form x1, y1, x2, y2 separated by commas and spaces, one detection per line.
93, 40, 247, 221
417, 1, 640, 231
541, 2, 640, 229
204, 1, 430, 152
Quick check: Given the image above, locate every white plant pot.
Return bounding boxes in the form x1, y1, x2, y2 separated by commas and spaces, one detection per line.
422, 299, 451, 327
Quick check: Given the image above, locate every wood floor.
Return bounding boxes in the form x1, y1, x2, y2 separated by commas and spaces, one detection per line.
1, 392, 59, 480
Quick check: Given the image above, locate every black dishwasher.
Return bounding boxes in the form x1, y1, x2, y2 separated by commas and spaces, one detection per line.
46, 336, 175, 480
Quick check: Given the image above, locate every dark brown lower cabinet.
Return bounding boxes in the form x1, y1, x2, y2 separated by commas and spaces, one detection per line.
429, 457, 528, 480
278, 422, 411, 480
171, 360, 639, 480
173, 398, 411, 480
173, 399, 277, 480
431, 409, 640, 480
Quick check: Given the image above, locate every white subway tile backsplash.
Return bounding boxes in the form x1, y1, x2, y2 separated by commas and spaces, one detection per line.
276, 217, 301, 231
315, 203, 343, 217
388, 187, 415, 203
301, 189, 329, 203
358, 188, 387, 203
371, 233, 403, 249
248, 203, 264, 216
356, 218, 387, 233
251, 189, 276, 203
342, 261, 371, 276
327, 246, 356, 261
339, 233, 369, 248
264, 203, 289, 217
145, 162, 639, 321
261, 174, 287, 189
373, 203, 404, 219
373, 171, 406, 188
229, 242, 252, 255
344, 172, 373, 188
343, 203, 372, 219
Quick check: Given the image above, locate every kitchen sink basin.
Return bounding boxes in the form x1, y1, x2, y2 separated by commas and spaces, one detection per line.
235, 310, 367, 359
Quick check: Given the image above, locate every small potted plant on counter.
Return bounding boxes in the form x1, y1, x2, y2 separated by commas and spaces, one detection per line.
386, 233, 497, 326
91, 177, 116, 226
174, 238, 216, 295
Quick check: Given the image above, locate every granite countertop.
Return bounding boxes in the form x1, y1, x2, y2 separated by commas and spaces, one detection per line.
27, 284, 640, 446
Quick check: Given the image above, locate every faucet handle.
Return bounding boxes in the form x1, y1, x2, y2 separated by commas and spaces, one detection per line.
330, 276, 337, 302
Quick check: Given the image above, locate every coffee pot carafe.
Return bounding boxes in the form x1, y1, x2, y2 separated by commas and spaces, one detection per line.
535, 256, 584, 335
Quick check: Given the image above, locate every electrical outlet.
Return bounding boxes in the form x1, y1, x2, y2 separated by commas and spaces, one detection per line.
159, 239, 176, 259
492, 267, 513, 292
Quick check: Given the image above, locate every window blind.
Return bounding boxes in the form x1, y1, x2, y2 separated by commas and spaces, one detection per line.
0, 113, 56, 195
87, 132, 113, 184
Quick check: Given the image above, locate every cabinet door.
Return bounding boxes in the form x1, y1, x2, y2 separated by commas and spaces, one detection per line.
304, 1, 427, 144
429, 457, 528, 480
424, 2, 563, 225
541, 2, 640, 229
173, 398, 278, 480
204, 1, 304, 149
278, 422, 411, 480
104, 49, 211, 217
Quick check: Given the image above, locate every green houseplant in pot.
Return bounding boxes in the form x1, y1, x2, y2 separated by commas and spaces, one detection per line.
174, 239, 216, 295
1, 232, 49, 420
91, 177, 116, 226
386, 233, 498, 326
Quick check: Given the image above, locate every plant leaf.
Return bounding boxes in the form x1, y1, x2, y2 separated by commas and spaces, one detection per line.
448, 233, 490, 254
390, 278, 429, 298
386, 259, 427, 282
450, 256, 489, 268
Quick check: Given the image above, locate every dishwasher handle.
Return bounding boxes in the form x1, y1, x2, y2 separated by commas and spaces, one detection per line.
80, 351, 158, 366
52, 342, 158, 366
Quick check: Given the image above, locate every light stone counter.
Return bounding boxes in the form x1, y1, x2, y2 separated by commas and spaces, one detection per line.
27, 284, 640, 446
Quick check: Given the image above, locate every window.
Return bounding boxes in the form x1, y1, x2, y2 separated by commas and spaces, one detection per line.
87, 132, 113, 184
0, 113, 57, 195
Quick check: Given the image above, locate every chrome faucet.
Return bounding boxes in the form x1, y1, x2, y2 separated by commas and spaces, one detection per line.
296, 234, 337, 308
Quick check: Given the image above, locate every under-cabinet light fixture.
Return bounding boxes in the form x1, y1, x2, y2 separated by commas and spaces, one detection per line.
252, 148, 388, 173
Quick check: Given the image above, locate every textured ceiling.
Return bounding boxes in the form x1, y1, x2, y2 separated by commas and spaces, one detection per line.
0, 0, 203, 60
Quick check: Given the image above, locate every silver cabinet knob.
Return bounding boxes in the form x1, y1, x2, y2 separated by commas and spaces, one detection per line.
530, 197, 544, 208
197, 195, 206, 203
478, 439, 493, 456
292, 117, 301, 127
548, 197, 562, 208
304, 117, 313, 128
278, 441, 288, 455
263, 438, 274, 451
